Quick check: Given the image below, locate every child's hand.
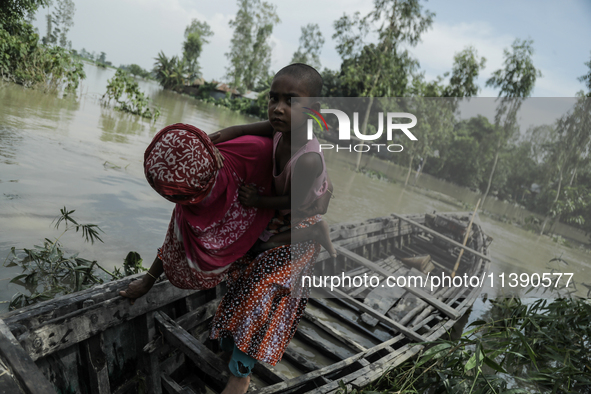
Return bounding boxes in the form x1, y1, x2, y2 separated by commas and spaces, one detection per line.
239, 184, 260, 207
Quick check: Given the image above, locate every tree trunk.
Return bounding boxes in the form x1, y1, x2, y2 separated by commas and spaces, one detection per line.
404, 153, 415, 186
355, 96, 375, 171
549, 165, 577, 235
540, 167, 563, 235
413, 156, 427, 185
482, 142, 501, 208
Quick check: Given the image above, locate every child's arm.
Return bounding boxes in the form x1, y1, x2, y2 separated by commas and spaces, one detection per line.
239, 152, 322, 211
209, 120, 274, 144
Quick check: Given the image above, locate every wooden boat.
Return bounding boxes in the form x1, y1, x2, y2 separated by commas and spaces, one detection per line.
0, 212, 492, 394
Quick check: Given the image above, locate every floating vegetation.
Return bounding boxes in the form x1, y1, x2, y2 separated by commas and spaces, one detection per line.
102, 69, 160, 120
3, 207, 145, 310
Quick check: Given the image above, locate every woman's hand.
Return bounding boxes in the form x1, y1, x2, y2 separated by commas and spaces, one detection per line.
119, 275, 156, 305
239, 184, 260, 207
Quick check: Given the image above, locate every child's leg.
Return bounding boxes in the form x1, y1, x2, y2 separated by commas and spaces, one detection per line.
259, 220, 337, 257
221, 337, 256, 394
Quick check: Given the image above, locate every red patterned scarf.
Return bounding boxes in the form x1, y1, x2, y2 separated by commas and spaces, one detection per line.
144, 123, 217, 205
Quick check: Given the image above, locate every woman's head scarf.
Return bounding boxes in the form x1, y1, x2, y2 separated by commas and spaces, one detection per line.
144, 123, 217, 204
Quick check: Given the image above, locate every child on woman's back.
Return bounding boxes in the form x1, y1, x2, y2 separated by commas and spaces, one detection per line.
209, 63, 336, 394
211, 63, 336, 256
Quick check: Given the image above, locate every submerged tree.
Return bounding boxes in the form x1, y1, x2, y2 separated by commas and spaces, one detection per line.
183, 18, 213, 81
291, 23, 325, 69
225, 0, 280, 91
482, 38, 541, 206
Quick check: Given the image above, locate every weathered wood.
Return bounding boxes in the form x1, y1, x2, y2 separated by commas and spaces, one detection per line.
360, 278, 406, 326
391, 213, 491, 262
303, 311, 367, 353
250, 334, 405, 394
308, 299, 383, 343
283, 346, 322, 373
306, 344, 423, 394
82, 333, 111, 394
252, 363, 288, 384
21, 281, 195, 361
3, 274, 147, 331
294, 326, 349, 361
334, 245, 460, 319
144, 298, 220, 354
161, 374, 195, 394
0, 319, 55, 394
154, 312, 228, 392
329, 288, 427, 343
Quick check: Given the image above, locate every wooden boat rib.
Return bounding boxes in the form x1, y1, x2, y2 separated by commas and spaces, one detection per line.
0, 212, 491, 394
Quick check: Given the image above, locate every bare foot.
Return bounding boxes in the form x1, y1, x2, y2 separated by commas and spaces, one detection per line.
221, 374, 250, 394
314, 220, 337, 258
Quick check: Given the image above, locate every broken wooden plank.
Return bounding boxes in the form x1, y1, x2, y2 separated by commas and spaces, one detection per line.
308, 299, 383, 343
334, 245, 460, 319
154, 312, 228, 392
0, 319, 55, 394
303, 311, 367, 353
329, 288, 427, 343
82, 333, 111, 394
161, 374, 195, 394
144, 299, 220, 354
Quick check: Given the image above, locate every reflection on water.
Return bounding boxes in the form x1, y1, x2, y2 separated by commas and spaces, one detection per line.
0, 63, 589, 316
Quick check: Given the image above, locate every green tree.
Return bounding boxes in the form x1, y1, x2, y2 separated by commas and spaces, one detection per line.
183, 19, 213, 81
225, 0, 280, 91
578, 51, 591, 97
443, 46, 487, 98
333, 0, 434, 170
291, 23, 324, 69
482, 38, 541, 206
542, 96, 591, 234
0, 0, 48, 33
153, 51, 189, 89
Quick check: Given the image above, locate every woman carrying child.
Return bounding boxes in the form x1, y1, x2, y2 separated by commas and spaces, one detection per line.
209, 63, 335, 394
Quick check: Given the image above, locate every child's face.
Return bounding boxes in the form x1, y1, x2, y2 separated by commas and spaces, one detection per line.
268, 74, 315, 134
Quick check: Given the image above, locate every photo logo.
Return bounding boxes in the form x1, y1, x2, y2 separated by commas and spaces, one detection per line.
303, 107, 328, 132
305, 109, 418, 153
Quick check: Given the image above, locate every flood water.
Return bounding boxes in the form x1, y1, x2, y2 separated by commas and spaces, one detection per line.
1, 63, 590, 317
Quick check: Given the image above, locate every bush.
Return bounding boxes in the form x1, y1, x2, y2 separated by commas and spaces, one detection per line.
0, 20, 85, 91
102, 69, 160, 120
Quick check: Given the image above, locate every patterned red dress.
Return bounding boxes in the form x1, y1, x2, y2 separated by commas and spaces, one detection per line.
209, 132, 326, 365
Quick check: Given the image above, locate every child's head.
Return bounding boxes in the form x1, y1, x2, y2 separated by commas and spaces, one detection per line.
268, 63, 323, 135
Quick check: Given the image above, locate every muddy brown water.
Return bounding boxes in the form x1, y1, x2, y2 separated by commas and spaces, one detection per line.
1, 63, 589, 324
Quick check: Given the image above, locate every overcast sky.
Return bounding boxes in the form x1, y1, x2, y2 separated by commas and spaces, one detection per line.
32, 0, 591, 97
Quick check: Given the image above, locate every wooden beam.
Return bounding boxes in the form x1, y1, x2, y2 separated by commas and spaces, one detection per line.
294, 328, 349, 361
21, 281, 196, 360
307, 299, 383, 343
154, 312, 228, 392
282, 347, 321, 373
390, 213, 491, 262
161, 374, 196, 394
0, 319, 55, 394
303, 311, 367, 353
82, 333, 111, 394
329, 288, 427, 343
334, 245, 461, 319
